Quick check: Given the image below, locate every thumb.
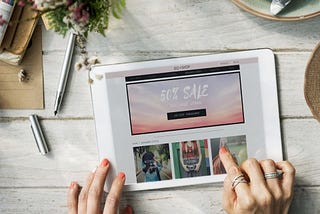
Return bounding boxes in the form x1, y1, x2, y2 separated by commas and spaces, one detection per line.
120, 205, 133, 214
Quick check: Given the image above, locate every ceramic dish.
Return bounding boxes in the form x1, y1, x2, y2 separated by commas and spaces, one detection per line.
232, 0, 320, 21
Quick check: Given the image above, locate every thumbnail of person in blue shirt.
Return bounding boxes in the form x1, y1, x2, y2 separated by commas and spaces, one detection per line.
141, 151, 162, 182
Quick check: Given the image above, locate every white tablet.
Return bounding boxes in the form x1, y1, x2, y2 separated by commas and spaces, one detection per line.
90, 49, 282, 191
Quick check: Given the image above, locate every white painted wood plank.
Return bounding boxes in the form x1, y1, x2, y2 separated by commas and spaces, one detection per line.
0, 52, 314, 118
0, 186, 319, 214
0, 186, 224, 214
41, 0, 320, 52
276, 52, 312, 118
0, 119, 98, 187
282, 119, 320, 186
0, 119, 319, 187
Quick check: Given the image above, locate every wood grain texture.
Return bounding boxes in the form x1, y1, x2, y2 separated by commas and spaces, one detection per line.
0, 187, 319, 214
0, 119, 97, 187
40, 0, 320, 52
38, 0, 320, 66
1, 0, 320, 213
0, 119, 319, 187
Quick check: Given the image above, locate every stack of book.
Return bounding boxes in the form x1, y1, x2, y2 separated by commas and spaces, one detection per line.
0, 3, 38, 65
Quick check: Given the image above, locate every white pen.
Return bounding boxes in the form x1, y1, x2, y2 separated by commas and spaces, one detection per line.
54, 32, 77, 116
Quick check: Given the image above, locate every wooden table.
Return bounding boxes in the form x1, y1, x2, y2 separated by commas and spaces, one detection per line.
1, 1, 320, 213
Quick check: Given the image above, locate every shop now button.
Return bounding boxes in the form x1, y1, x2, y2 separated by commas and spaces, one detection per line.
167, 109, 207, 120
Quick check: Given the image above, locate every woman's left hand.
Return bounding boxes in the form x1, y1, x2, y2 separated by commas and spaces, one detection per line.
67, 158, 133, 214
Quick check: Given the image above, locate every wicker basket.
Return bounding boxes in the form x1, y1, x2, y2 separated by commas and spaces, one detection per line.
304, 43, 320, 122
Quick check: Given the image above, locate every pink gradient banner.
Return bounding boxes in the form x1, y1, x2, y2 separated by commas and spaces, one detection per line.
126, 72, 244, 135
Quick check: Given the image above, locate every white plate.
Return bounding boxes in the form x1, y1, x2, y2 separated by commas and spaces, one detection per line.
232, 0, 320, 21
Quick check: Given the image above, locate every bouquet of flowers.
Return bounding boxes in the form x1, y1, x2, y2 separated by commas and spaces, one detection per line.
0, 0, 125, 70
16, 0, 125, 38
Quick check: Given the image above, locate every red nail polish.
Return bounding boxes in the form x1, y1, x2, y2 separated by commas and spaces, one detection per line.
125, 205, 133, 214
118, 172, 126, 179
69, 181, 76, 189
220, 146, 228, 154
100, 158, 109, 167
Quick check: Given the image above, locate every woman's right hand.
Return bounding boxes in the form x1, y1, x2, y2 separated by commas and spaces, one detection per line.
219, 147, 295, 214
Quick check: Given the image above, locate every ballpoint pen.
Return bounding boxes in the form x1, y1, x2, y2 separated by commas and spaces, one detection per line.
54, 32, 77, 116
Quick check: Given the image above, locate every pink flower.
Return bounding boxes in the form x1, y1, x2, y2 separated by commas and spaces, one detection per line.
78, 10, 89, 23
66, 0, 73, 6
70, 3, 89, 23
18, 0, 26, 6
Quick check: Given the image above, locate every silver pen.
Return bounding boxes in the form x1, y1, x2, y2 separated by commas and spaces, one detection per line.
54, 32, 77, 116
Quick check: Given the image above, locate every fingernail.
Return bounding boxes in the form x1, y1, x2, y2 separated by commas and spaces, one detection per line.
125, 205, 133, 214
92, 166, 98, 173
118, 172, 126, 180
220, 146, 228, 154
69, 181, 76, 189
100, 158, 109, 167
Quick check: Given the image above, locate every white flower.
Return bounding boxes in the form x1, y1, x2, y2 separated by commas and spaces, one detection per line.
18, 69, 27, 82
74, 62, 82, 71
63, 15, 71, 25
88, 56, 100, 65
34, 0, 67, 10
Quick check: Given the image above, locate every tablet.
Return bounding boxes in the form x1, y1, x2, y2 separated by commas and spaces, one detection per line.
90, 49, 282, 191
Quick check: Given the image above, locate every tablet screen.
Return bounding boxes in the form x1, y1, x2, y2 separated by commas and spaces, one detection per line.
91, 50, 282, 191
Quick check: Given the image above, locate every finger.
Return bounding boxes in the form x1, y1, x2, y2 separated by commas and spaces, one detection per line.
259, 159, 282, 198
275, 161, 295, 196
241, 158, 266, 187
276, 161, 295, 214
219, 146, 239, 171
67, 182, 79, 214
219, 147, 251, 199
120, 205, 133, 214
87, 158, 110, 214
103, 172, 126, 214
241, 158, 274, 213
78, 171, 95, 214
222, 174, 237, 213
